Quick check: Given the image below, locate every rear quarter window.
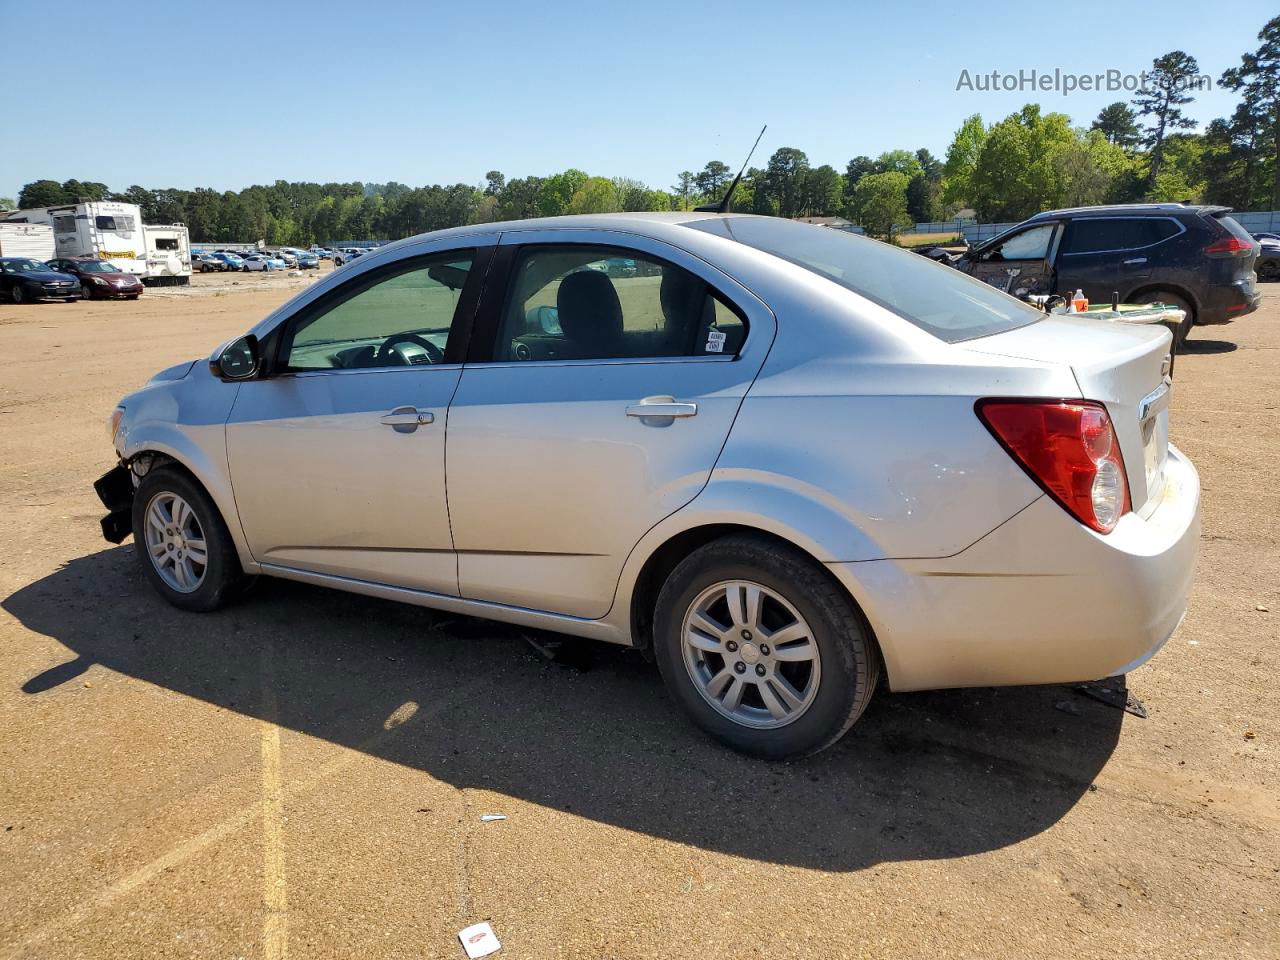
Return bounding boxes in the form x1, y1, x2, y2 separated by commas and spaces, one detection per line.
685, 216, 1042, 343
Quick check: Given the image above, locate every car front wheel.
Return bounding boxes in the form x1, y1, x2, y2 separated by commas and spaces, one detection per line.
654, 535, 879, 759
132, 467, 244, 612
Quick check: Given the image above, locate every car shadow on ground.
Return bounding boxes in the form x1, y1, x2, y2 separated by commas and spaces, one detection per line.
5, 547, 1125, 872
1182, 338, 1238, 355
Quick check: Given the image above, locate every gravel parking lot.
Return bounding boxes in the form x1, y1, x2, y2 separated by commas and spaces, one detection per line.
0, 283, 1276, 959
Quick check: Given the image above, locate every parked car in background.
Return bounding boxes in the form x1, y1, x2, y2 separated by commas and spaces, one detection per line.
242, 254, 285, 272
96, 212, 1200, 759
309, 246, 334, 259
210, 253, 245, 271
0, 257, 81, 303
1250, 232, 1279, 247
193, 253, 222, 272
270, 250, 298, 267
1256, 243, 1279, 282
950, 204, 1262, 349
47, 257, 145, 300
294, 251, 320, 270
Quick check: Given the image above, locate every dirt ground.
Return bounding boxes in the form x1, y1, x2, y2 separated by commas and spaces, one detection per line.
0, 277, 1276, 960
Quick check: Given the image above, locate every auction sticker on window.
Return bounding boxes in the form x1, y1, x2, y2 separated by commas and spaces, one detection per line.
705, 330, 727, 353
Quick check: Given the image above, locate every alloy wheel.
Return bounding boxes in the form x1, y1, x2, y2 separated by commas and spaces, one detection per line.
681, 580, 822, 729
144, 492, 208, 593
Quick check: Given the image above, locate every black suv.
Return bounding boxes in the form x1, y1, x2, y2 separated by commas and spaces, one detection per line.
954, 204, 1262, 348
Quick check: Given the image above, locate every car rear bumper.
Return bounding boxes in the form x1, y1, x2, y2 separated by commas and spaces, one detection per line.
1197, 279, 1261, 325
832, 443, 1200, 692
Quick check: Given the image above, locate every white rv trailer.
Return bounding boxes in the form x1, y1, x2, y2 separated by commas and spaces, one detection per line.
0, 223, 55, 261
4, 201, 148, 276
141, 223, 192, 285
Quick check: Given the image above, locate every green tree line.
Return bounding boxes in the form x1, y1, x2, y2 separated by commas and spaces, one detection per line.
12, 15, 1275, 244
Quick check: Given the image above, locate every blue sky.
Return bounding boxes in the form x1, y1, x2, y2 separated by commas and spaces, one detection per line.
4, 0, 1273, 201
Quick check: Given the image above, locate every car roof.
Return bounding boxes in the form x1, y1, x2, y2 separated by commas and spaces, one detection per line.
354, 211, 747, 258
1026, 203, 1229, 220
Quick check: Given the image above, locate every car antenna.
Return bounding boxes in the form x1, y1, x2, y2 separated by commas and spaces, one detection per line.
694, 125, 767, 214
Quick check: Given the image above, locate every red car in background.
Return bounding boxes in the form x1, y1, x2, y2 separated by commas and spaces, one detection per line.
46, 257, 145, 300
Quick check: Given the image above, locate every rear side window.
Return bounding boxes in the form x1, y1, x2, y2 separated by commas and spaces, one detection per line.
685, 216, 1041, 343
495, 246, 746, 362
1062, 218, 1181, 255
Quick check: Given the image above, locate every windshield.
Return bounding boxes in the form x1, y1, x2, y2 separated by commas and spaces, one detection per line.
4, 259, 48, 273
684, 216, 1043, 343
76, 261, 117, 274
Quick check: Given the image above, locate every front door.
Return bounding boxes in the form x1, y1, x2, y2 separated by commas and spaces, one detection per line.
445, 232, 775, 619
965, 221, 1060, 300
224, 244, 490, 594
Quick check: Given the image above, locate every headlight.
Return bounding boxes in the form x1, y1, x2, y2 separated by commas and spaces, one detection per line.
92, 276, 108, 284
108, 406, 125, 442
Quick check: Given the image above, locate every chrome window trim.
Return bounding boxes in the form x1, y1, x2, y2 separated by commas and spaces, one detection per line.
472, 354, 739, 372
274, 362, 465, 380
1060, 216, 1187, 257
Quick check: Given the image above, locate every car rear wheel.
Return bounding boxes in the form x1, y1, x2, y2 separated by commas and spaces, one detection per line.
132, 467, 244, 612
654, 535, 879, 759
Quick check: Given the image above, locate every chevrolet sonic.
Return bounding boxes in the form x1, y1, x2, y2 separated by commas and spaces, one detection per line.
95, 213, 1200, 758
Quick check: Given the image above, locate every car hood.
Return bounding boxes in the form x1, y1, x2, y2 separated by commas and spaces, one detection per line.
20, 270, 77, 283
88, 271, 140, 282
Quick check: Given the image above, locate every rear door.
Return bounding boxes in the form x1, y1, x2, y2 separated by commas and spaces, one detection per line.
1055, 216, 1185, 303
445, 229, 775, 619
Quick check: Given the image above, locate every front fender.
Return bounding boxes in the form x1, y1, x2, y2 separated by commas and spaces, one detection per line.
117, 371, 253, 571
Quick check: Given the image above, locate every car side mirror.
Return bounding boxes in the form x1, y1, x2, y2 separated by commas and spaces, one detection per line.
209, 334, 260, 381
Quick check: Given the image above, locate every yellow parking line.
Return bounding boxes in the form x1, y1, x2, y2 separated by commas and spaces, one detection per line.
260, 645, 288, 960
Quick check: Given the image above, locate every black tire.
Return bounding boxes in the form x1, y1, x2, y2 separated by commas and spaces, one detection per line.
81, 283, 94, 301
131, 466, 245, 612
11, 284, 27, 304
653, 535, 880, 759
1133, 291, 1193, 352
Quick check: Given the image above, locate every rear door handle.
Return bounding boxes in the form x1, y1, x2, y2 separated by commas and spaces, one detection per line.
380, 406, 434, 431
626, 396, 697, 419
1123, 257, 1148, 265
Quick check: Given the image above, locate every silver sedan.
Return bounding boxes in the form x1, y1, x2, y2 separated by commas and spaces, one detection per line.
96, 213, 1200, 758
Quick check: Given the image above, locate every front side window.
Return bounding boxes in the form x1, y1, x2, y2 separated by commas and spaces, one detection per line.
981, 223, 1056, 261
282, 251, 474, 371
496, 245, 745, 362
155, 238, 179, 250
53, 215, 77, 234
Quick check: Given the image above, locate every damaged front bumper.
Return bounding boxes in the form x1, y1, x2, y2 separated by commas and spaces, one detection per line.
94, 464, 134, 543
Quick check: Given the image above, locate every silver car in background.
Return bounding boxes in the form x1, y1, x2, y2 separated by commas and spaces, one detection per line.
96, 213, 1200, 758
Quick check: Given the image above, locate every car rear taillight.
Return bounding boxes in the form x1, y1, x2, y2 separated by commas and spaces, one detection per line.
976, 400, 1130, 534
1203, 235, 1253, 256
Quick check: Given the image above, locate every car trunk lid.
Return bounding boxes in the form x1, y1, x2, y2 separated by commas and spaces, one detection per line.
964, 316, 1173, 513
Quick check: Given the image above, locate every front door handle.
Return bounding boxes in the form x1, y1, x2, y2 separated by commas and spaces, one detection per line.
380, 406, 434, 432
626, 396, 697, 419
1123, 257, 1148, 265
